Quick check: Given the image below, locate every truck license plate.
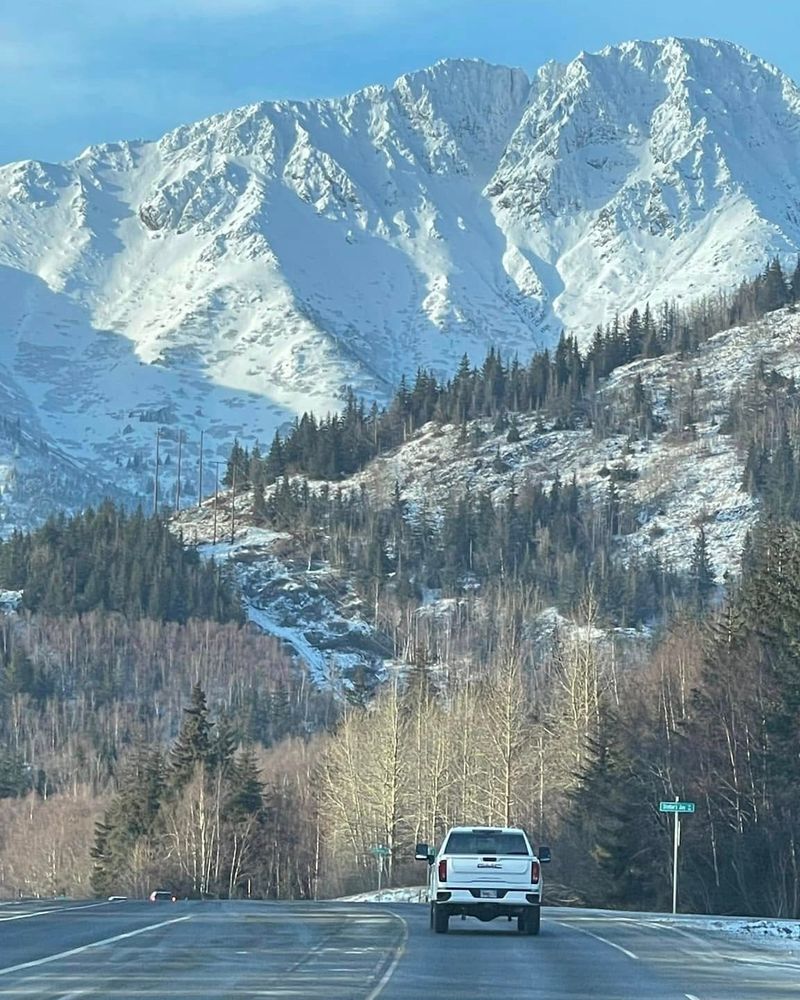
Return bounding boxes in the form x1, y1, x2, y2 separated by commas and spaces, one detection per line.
480, 889, 497, 898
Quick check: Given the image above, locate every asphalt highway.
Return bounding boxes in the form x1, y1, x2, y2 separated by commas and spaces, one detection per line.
0, 898, 797, 999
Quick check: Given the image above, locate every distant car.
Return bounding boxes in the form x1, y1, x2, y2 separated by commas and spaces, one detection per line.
148, 890, 177, 902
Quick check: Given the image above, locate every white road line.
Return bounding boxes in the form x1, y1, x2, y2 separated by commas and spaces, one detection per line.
0, 901, 112, 923
365, 913, 409, 1000
0, 915, 191, 977
685, 993, 702, 999
555, 920, 639, 960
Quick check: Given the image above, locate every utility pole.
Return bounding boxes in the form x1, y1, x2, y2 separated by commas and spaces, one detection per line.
230, 463, 236, 544
212, 462, 220, 546
175, 430, 183, 511
197, 429, 204, 509
153, 427, 161, 516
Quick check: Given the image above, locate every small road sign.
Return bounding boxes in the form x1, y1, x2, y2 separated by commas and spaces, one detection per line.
660, 799, 695, 914
369, 845, 391, 857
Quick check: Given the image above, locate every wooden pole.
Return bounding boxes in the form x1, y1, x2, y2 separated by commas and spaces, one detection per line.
153, 427, 161, 516
198, 429, 204, 508
175, 430, 183, 511
230, 463, 236, 544
212, 462, 219, 545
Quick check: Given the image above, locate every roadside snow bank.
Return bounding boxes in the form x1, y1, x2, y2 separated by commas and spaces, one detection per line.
336, 886, 427, 904
656, 913, 800, 954
572, 907, 800, 956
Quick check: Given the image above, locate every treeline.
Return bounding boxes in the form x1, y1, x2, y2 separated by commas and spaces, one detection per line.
0, 501, 242, 623
57, 517, 800, 915
317, 517, 800, 916
0, 612, 333, 801
571, 518, 800, 917
90, 685, 316, 900
226, 257, 800, 487
724, 363, 800, 521
249, 469, 701, 627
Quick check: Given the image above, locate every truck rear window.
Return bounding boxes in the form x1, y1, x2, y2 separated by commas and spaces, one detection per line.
444, 831, 530, 855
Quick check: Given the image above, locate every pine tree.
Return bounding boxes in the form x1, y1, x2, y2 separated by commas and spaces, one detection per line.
791, 256, 800, 305
227, 748, 264, 819
170, 683, 214, 789
506, 416, 522, 443
568, 708, 665, 910
252, 482, 268, 524
689, 526, 715, 613
493, 410, 509, 434
758, 257, 789, 313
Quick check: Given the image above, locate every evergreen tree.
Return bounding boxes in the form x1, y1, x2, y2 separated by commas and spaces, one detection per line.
170, 683, 213, 788
791, 256, 800, 305
689, 526, 715, 613
227, 747, 264, 819
252, 482, 268, 524
506, 416, 522, 443
759, 257, 789, 313
569, 708, 665, 910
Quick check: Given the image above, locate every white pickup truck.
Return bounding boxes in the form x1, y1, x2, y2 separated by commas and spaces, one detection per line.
416, 826, 550, 935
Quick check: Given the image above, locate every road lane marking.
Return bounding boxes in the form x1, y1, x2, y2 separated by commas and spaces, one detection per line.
555, 920, 638, 959
685, 994, 702, 999
0, 915, 191, 977
0, 902, 112, 923
365, 912, 408, 1000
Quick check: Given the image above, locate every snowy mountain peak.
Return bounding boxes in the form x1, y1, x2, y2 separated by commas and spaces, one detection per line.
0, 39, 799, 530
489, 36, 800, 324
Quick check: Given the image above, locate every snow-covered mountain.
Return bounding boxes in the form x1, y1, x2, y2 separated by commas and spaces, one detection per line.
1, 37, 800, 528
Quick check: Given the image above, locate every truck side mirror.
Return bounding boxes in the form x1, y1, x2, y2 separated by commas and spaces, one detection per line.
538, 845, 551, 863
414, 842, 430, 861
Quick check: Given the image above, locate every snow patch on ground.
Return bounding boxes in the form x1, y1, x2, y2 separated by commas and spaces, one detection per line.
336, 886, 428, 904
644, 911, 800, 957
171, 509, 394, 691
0, 590, 22, 611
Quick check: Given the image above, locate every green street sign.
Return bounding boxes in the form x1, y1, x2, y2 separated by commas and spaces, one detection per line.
370, 845, 391, 857
659, 801, 695, 813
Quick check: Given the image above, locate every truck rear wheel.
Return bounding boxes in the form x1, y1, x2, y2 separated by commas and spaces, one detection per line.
518, 907, 540, 935
433, 903, 450, 934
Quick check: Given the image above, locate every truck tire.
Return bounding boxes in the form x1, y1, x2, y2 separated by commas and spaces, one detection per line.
433, 903, 450, 934
518, 907, 540, 935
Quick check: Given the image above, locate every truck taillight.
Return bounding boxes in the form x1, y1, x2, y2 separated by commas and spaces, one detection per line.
531, 860, 540, 884
438, 859, 447, 882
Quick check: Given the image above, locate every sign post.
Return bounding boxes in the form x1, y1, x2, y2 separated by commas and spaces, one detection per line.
369, 845, 391, 891
659, 798, 695, 913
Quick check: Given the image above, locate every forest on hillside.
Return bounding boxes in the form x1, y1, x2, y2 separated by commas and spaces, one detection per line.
1, 259, 800, 916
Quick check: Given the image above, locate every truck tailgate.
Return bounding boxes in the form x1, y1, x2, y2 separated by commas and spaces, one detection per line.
448, 855, 532, 886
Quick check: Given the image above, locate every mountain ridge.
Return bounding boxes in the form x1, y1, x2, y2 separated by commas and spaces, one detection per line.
0, 37, 799, 529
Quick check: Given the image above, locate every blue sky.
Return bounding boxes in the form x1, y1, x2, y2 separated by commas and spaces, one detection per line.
2, 0, 799, 165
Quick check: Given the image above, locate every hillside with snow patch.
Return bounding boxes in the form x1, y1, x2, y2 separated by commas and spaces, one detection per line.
167, 308, 800, 674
